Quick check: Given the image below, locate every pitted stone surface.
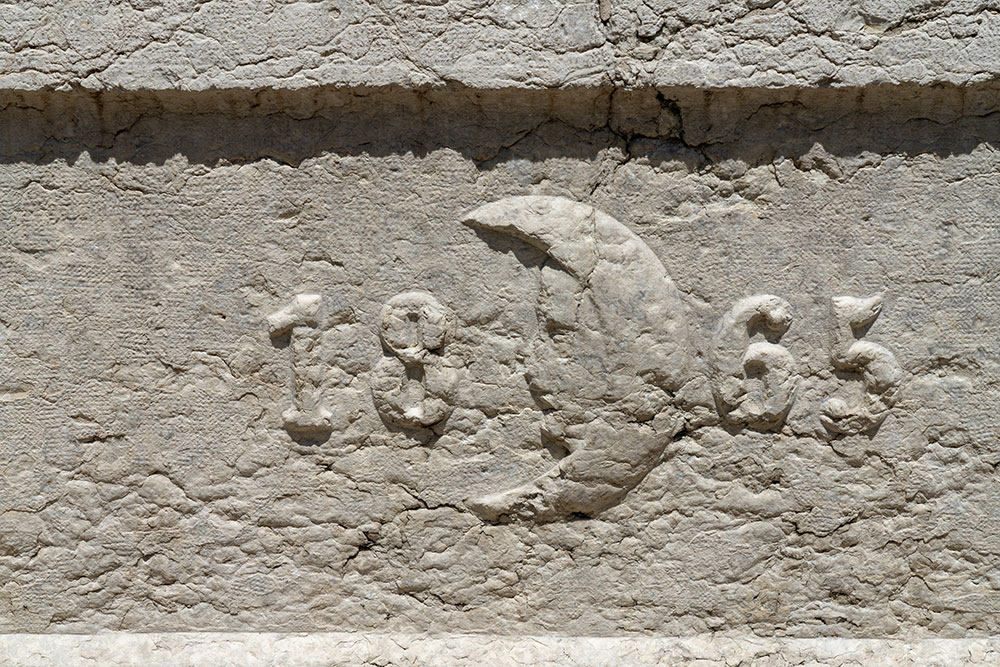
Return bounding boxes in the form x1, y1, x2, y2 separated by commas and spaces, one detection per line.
4, 633, 1000, 666
0, 84, 998, 638
2, 0, 1000, 650
3, 1, 1000, 90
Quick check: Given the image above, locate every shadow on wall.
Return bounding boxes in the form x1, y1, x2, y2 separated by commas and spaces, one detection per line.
0, 83, 997, 169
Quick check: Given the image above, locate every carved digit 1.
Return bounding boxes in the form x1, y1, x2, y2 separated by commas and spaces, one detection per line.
820, 294, 903, 436
710, 295, 799, 430
267, 293, 333, 438
371, 290, 458, 429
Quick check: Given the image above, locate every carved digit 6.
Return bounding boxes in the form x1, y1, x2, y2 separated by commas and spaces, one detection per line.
710, 295, 799, 430
371, 290, 459, 429
820, 294, 903, 436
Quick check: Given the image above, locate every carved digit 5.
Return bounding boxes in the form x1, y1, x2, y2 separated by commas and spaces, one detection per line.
710, 295, 799, 430
820, 294, 903, 435
371, 290, 458, 429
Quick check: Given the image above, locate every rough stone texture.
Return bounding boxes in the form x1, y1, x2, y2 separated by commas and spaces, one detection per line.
3, 1, 1000, 90
2, 0, 1000, 657
1, 84, 997, 637
5, 633, 1000, 666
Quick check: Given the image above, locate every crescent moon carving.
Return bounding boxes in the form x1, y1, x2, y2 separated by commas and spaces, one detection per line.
462, 196, 692, 522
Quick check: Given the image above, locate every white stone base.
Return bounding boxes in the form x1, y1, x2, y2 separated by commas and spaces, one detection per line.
3, 633, 1000, 666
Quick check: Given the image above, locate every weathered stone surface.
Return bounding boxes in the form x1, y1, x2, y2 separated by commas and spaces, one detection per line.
3, 2, 1000, 659
1, 83, 997, 639
4, 633, 1000, 666
2, 1, 1000, 90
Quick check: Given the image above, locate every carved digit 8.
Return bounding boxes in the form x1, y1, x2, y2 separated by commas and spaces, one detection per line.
371, 290, 459, 429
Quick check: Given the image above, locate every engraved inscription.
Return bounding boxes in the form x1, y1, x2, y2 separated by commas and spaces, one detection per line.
371, 290, 459, 429
710, 295, 799, 430
820, 294, 903, 435
462, 196, 691, 523
267, 293, 335, 439
262, 203, 910, 526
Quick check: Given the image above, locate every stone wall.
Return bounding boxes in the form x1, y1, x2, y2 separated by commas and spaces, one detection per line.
2, 1, 1000, 663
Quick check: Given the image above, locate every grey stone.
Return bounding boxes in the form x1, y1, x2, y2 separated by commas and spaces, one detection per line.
2, 1, 1000, 90
0, 1, 999, 657
4, 633, 1000, 666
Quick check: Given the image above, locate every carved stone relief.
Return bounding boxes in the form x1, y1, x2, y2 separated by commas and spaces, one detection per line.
710, 295, 799, 430
267, 293, 332, 439
371, 290, 459, 429
264, 198, 911, 525
461, 196, 692, 522
820, 294, 903, 436
4, 67, 993, 641
267, 293, 366, 445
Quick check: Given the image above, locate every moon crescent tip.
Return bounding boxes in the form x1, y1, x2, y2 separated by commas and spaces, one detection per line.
461, 197, 526, 230
462, 195, 580, 231
463, 493, 504, 523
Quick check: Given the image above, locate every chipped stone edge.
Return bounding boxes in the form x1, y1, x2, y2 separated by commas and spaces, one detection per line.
2, 633, 1000, 666
1, 67, 996, 93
